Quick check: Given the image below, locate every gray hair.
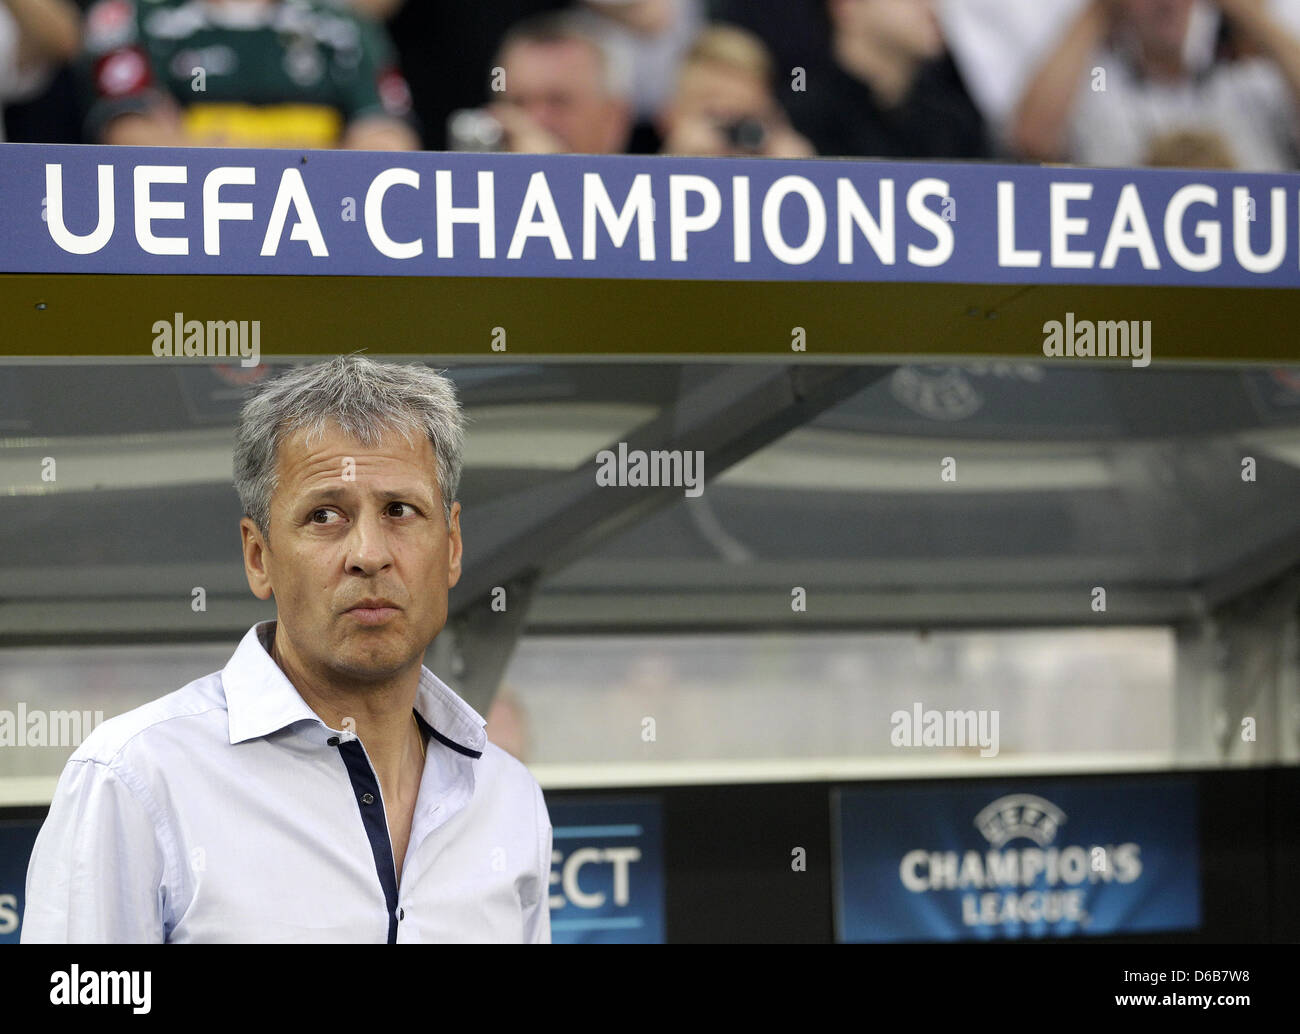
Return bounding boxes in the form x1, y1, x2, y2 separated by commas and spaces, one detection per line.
495, 10, 632, 101
233, 355, 466, 540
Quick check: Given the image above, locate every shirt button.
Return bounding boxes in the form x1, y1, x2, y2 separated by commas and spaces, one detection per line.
361, 792, 375, 805
398, 907, 405, 920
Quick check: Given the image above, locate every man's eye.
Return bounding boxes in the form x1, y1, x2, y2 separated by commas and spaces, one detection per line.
310, 509, 339, 524
387, 502, 415, 517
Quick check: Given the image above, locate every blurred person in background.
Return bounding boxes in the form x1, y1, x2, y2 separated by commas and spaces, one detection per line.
77, 0, 417, 148
708, 0, 839, 95
1010, 0, 1300, 170
486, 686, 532, 763
382, 1, 563, 151
484, 10, 633, 154
0, 0, 79, 141
785, 0, 989, 158
570, 0, 705, 152
657, 23, 814, 157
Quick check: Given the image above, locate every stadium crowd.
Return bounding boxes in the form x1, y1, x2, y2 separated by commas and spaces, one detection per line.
3, 0, 1300, 170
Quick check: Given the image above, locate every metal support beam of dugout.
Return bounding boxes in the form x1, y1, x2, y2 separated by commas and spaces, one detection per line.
434, 362, 891, 714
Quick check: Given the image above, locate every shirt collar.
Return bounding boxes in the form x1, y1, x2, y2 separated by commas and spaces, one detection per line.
223, 621, 486, 759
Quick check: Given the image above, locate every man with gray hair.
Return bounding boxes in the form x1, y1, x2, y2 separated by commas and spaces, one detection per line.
485, 9, 634, 154
22, 355, 552, 943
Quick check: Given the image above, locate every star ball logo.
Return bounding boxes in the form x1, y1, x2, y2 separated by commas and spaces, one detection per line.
974, 793, 1064, 847
898, 793, 1143, 930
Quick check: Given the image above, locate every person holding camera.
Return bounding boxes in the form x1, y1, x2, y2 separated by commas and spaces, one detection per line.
451, 10, 632, 155
656, 23, 814, 158
1010, 0, 1300, 170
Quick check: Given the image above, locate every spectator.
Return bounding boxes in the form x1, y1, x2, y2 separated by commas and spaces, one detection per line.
486, 10, 633, 154
1009, 0, 1300, 170
937, 0, 1100, 157
78, 0, 418, 149
657, 24, 814, 157
785, 0, 989, 159
1, 0, 80, 142
571, 0, 706, 152
382, 1, 563, 151
708, 0, 836, 96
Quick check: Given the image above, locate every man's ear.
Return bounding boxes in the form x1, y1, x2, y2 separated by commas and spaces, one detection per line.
446, 501, 463, 589
240, 517, 274, 601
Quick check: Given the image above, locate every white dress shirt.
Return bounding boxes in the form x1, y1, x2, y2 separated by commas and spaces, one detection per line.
21, 621, 552, 943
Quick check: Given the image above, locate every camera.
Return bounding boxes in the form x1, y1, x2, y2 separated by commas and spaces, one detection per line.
447, 108, 505, 152
720, 117, 767, 154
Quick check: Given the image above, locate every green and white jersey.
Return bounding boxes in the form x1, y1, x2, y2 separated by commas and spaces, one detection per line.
80, 0, 414, 146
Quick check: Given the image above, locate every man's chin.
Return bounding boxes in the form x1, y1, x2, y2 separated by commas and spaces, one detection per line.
331, 636, 423, 683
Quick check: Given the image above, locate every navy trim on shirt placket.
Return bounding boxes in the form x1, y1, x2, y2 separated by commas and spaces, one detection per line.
328, 712, 480, 942
333, 738, 400, 944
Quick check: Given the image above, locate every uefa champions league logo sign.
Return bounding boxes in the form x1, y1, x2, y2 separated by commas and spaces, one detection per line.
889, 366, 984, 421
898, 791, 1144, 930
887, 363, 1045, 422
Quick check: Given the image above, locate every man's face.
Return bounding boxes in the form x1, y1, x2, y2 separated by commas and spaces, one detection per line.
674, 62, 771, 126
661, 62, 776, 155
500, 38, 627, 153
835, 0, 944, 60
240, 420, 462, 686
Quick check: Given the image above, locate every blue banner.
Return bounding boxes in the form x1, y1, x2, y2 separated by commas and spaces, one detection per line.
546, 796, 664, 944
0, 820, 41, 944
2, 144, 1299, 287
834, 778, 1200, 942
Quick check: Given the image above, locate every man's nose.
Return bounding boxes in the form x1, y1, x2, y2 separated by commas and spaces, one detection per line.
345, 512, 395, 574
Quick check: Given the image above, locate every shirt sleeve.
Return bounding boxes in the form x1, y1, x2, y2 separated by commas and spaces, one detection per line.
521, 778, 552, 944
20, 758, 170, 944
